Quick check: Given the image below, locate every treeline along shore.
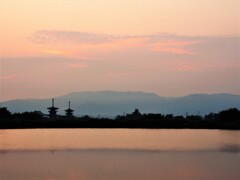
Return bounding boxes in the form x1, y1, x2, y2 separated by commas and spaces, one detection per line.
0, 107, 239, 130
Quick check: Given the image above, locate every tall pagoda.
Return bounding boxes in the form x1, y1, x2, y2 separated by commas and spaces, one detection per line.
47, 98, 59, 118
65, 101, 74, 117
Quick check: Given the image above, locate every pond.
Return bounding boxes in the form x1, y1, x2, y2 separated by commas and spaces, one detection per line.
0, 129, 239, 179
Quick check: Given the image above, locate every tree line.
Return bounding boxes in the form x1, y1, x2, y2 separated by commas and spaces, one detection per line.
0, 107, 239, 129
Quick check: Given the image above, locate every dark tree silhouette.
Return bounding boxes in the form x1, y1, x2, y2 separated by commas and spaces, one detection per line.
218, 108, 240, 122
0, 107, 12, 119
0, 107, 239, 129
14, 111, 44, 120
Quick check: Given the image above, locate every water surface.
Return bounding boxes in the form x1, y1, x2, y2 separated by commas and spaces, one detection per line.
0, 129, 239, 179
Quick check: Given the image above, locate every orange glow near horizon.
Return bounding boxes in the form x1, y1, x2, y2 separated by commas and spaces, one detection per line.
0, 0, 239, 101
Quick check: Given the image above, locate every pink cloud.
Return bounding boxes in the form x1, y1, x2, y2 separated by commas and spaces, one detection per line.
177, 65, 202, 72
104, 72, 129, 78
42, 50, 66, 55
30, 30, 203, 55
0, 75, 15, 79
149, 40, 201, 55
151, 46, 194, 55
68, 63, 89, 68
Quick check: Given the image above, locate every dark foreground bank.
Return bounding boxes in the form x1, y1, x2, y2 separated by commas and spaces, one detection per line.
0, 108, 239, 129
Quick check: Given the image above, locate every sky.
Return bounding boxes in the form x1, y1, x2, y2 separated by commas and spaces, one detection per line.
0, 0, 239, 101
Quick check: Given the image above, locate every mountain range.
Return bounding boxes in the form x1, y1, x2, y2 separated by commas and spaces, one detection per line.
1, 91, 240, 117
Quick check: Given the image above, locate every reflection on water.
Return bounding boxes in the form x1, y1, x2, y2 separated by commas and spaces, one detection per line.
0, 129, 239, 179
1, 150, 239, 180
0, 129, 239, 151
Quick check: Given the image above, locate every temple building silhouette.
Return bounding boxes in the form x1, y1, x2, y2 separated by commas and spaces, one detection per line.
65, 101, 74, 117
47, 98, 59, 118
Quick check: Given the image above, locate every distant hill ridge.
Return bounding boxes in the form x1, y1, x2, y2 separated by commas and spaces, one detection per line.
1, 91, 240, 116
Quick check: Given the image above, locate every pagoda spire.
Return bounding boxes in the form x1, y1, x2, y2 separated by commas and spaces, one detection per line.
65, 101, 74, 117
47, 98, 58, 118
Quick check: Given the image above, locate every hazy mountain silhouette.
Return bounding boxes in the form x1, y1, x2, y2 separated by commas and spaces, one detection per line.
1, 91, 240, 116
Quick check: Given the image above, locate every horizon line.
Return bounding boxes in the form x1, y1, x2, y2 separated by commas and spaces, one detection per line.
1, 90, 240, 102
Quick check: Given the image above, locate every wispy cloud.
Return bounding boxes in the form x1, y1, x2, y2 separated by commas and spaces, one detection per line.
149, 40, 200, 55
42, 50, 66, 55
0, 75, 15, 79
68, 63, 89, 68
30, 30, 117, 44
30, 30, 203, 55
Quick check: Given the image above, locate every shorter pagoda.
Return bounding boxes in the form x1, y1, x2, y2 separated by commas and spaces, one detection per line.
65, 101, 74, 117
47, 98, 59, 118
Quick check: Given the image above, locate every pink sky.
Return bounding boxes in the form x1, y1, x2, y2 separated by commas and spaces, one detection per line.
0, 0, 239, 101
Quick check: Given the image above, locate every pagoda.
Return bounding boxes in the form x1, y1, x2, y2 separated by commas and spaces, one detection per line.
47, 98, 59, 118
65, 101, 74, 117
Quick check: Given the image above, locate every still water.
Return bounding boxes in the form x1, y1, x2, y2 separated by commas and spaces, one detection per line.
0, 129, 239, 179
